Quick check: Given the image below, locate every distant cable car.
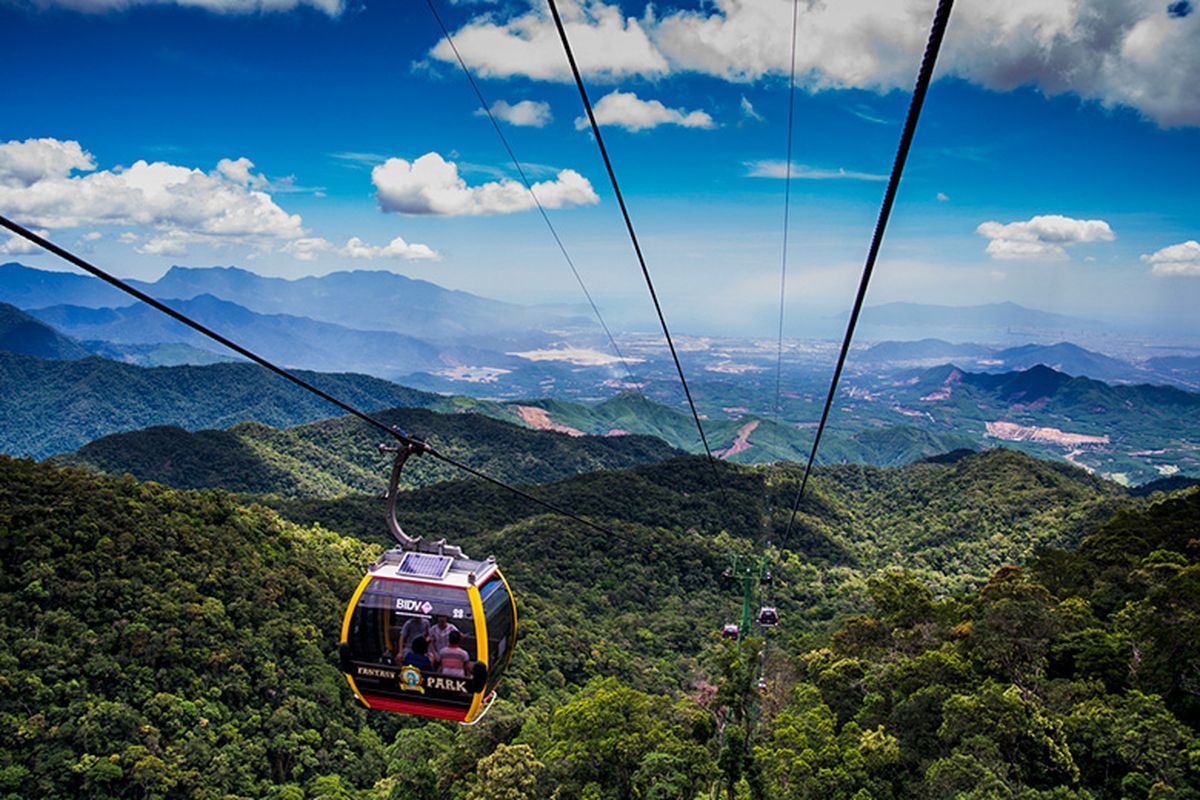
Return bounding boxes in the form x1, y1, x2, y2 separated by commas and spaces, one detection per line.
721, 623, 740, 640
756, 606, 780, 628
338, 442, 517, 724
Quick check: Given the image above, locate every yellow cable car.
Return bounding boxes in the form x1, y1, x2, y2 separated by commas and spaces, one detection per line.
338, 442, 517, 724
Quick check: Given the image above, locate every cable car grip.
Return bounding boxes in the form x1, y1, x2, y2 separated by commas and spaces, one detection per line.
378, 439, 468, 560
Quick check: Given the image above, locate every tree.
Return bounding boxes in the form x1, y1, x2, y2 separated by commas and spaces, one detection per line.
468, 744, 545, 800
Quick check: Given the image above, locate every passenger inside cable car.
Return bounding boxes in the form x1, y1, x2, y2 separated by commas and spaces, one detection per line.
340, 550, 516, 723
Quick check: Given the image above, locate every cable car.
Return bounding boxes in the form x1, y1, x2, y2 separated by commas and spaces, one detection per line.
721, 623, 740, 639
756, 606, 780, 628
338, 442, 517, 724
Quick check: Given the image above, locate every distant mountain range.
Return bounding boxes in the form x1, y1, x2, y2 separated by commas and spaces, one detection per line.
0, 261, 573, 343
859, 301, 1105, 333
861, 337, 1196, 389
26, 294, 505, 378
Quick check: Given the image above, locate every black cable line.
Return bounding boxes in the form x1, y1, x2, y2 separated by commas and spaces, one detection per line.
781, 0, 955, 544
0, 214, 619, 539
762, 0, 803, 596
425, 0, 658, 418
545, 0, 730, 504
766, 0, 802, 519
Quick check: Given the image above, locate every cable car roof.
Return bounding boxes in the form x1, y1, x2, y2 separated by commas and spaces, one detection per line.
368, 546, 498, 589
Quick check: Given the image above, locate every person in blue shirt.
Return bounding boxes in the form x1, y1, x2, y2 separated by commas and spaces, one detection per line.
402, 636, 433, 671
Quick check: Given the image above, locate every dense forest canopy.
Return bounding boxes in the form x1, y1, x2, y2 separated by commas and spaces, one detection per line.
1, 453, 1195, 799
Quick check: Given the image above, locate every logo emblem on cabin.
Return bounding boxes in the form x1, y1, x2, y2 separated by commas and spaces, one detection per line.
421, 601, 433, 614
398, 666, 424, 693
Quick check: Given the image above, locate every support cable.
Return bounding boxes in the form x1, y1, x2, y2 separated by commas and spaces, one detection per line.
0, 215, 619, 539
781, 0, 954, 544
424, 0, 640, 385
765, 0, 803, 561
546, 0, 729, 504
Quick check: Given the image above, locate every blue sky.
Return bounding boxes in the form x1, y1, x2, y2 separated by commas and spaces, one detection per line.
1, 0, 1197, 337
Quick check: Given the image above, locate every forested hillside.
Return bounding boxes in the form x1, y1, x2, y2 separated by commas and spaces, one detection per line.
1, 453, 1194, 799
59, 409, 681, 496
0, 352, 461, 458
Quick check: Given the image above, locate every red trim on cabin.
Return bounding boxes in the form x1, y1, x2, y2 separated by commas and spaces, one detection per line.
363, 694, 469, 721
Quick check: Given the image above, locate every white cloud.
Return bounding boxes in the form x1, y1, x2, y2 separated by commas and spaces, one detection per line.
32, 0, 342, 15
341, 236, 440, 261
372, 152, 598, 216
575, 90, 715, 132
1142, 240, 1200, 276
428, 0, 668, 81
0, 229, 48, 255
435, 0, 1200, 128
0, 138, 95, 186
283, 237, 334, 261
976, 214, 1115, 260
478, 99, 553, 127
0, 138, 306, 256
745, 160, 886, 181
936, 192, 949, 202
82, 231, 103, 241
739, 96, 764, 122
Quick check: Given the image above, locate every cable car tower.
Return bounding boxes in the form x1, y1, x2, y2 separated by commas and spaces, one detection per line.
723, 554, 775, 655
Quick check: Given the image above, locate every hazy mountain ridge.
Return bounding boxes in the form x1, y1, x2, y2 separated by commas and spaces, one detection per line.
26, 294, 500, 378
0, 261, 572, 343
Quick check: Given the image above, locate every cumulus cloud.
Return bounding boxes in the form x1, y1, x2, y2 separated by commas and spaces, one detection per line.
31, 0, 342, 14
278, 235, 441, 262
745, 160, 886, 181
575, 91, 715, 132
976, 214, 1115, 260
936, 192, 950, 202
0, 229, 48, 255
372, 152, 598, 216
0, 137, 306, 256
478, 99, 553, 127
341, 236, 440, 261
1142, 240, 1200, 276
0, 138, 95, 186
433, 0, 1200, 128
282, 237, 334, 261
427, 0, 667, 81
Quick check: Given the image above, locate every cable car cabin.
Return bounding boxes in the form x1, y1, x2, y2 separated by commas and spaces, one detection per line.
757, 606, 780, 628
721, 623, 740, 640
339, 548, 517, 724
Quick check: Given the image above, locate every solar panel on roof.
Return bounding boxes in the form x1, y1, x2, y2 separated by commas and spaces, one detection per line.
398, 552, 454, 580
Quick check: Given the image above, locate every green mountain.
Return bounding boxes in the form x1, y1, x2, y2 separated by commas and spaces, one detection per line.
0, 350, 458, 458
884, 364, 1200, 482
3, 449, 1192, 799
0, 299, 237, 367
0, 301, 91, 360
59, 408, 683, 496
514, 392, 979, 468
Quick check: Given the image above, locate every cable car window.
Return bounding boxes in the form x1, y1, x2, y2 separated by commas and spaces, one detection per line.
345, 578, 480, 708
480, 575, 515, 693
